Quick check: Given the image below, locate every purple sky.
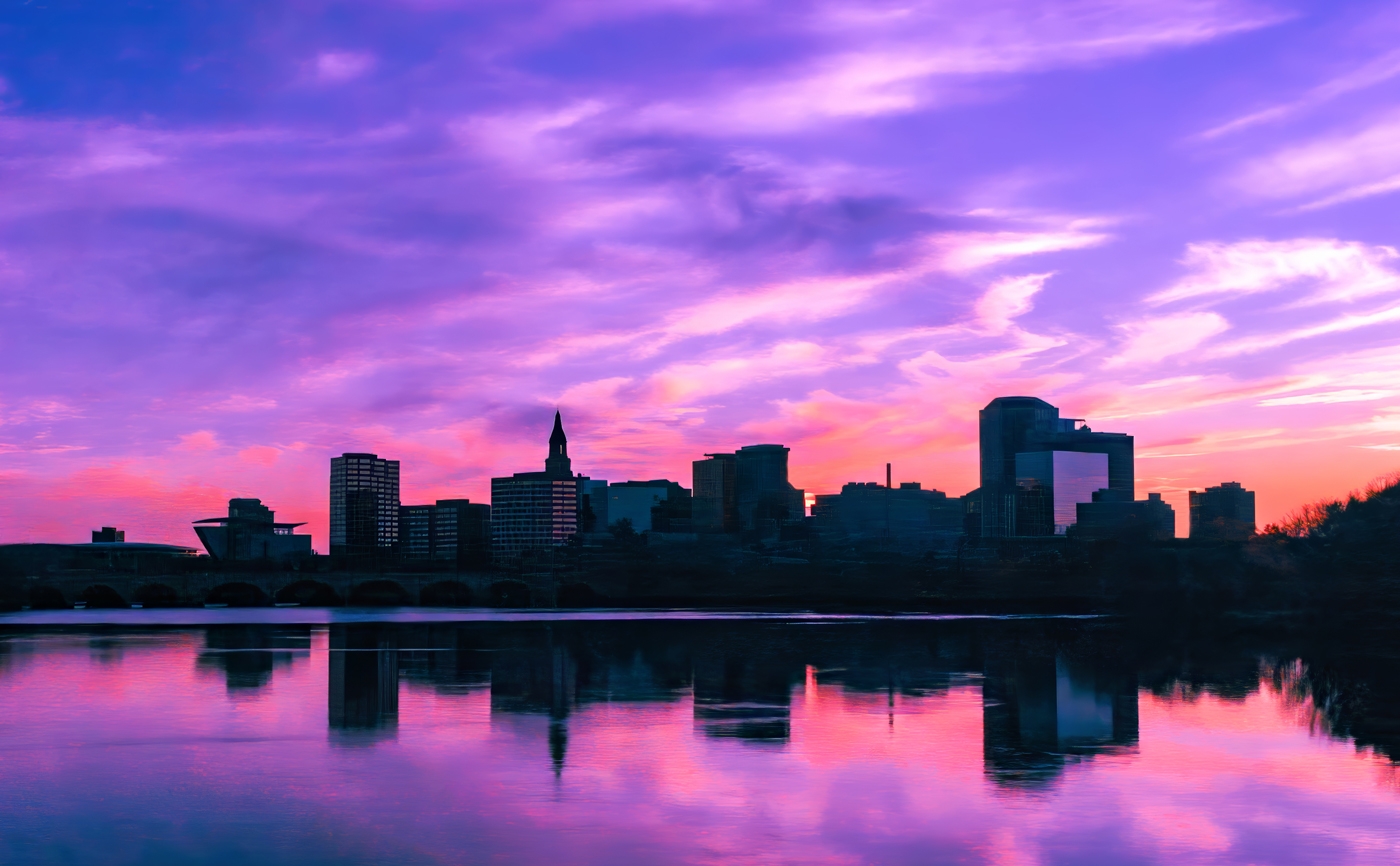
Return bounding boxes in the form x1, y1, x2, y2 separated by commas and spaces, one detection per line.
4, 0, 1400, 548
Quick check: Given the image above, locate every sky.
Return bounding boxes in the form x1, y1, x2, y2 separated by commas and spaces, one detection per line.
3, 0, 1400, 549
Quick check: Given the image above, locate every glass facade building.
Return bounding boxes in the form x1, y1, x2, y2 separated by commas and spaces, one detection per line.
1014, 451, 1109, 536
978, 397, 1133, 538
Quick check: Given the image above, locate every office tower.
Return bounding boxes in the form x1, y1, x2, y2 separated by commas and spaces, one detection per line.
1074, 490, 1176, 541
978, 397, 1133, 538
434, 499, 491, 566
1189, 481, 1256, 540
398, 500, 492, 565
193, 498, 313, 560
491, 411, 579, 562
399, 504, 435, 559
330, 453, 401, 556
1014, 451, 1109, 536
734, 444, 805, 534
692, 453, 738, 532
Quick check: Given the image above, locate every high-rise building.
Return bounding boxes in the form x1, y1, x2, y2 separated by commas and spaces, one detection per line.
193, 498, 313, 560
329, 453, 400, 556
1189, 481, 1256, 541
692, 453, 738, 533
978, 397, 1133, 538
491, 412, 579, 562
734, 444, 805, 534
398, 499, 492, 565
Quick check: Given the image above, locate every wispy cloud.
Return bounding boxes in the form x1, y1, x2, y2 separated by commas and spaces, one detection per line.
1148, 239, 1400, 306
1233, 111, 1400, 209
975, 273, 1052, 335
1105, 311, 1230, 368
1196, 47, 1400, 140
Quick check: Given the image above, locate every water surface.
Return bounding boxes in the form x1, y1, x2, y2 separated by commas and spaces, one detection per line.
0, 612, 1396, 864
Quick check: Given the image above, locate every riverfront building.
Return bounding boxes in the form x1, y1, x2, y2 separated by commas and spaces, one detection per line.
193, 498, 312, 561
1189, 481, 1256, 540
399, 499, 491, 565
330, 453, 400, 556
604, 480, 691, 533
977, 397, 1134, 538
490, 412, 579, 562
1074, 490, 1176, 541
812, 481, 964, 547
692, 453, 738, 533
690, 445, 802, 535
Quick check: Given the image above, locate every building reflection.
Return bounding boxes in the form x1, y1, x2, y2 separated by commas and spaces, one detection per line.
319, 620, 1146, 785
197, 626, 309, 693
693, 653, 794, 742
983, 642, 1138, 788
328, 624, 398, 740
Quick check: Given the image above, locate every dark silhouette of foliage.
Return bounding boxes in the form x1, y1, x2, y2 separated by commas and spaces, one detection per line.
206, 582, 270, 607
608, 518, 644, 547
557, 582, 602, 607
132, 583, 180, 607
275, 579, 342, 606
28, 586, 67, 609
348, 579, 411, 607
420, 580, 473, 606
79, 584, 127, 608
488, 580, 531, 607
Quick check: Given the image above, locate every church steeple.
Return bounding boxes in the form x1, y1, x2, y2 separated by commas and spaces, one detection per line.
545, 410, 572, 476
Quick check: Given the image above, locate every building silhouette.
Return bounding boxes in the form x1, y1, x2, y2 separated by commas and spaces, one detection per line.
330, 453, 400, 556
490, 411, 579, 562
1074, 490, 1175, 540
1189, 481, 1256, 540
977, 397, 1133, 538
692, 453, 738, 533
91, 527, 125, 543
812, 481, 963, 546
604, 480, 692, 532
579, 478, 609, 532
193, 498, 312, 561
701, 444, 805, 535
399, 499, 491, 565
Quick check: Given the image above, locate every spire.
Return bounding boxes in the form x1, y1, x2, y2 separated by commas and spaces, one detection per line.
545, 410, 572, 476
550, 410, 567, 448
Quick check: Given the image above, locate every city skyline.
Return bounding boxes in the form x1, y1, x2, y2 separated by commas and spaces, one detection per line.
15, 399, 1254, 552
4, 0, 1400, 548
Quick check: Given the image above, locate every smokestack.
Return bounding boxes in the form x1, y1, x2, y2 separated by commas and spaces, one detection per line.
886, 463, 892, 489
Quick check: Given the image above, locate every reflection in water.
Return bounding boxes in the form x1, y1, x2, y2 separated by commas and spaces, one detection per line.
983, 641, 1138, 788
197, 626, 309, 693
328, 624, 398, 738
693, 653, 793, 742
3, 617, 1397, 864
